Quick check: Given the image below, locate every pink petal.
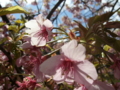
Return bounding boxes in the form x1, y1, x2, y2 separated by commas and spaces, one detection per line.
61, 40, 86, 62
52, 68, 65, 84
31, 36, 46, 46
76, 60, 98, 80
89, 80, 115, 90
33, 68, 45, 82
74, 68, 93, 88
40, 55, 62, 75
74, 86, 87, 90
35, 14, 44, 26
22, 42, 32, 49
114, 67, 120, 79
65, 77, 74, 84
23, 35, 31, 41
65, 71, 74, 84
74, 87, 83, 90
25, 29, 35, 34
43, 19, 53, 29
25, 20, 40, 31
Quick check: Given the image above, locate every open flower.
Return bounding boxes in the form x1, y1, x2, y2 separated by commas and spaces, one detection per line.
25, 14, 53, 47
40, 40, 98, 88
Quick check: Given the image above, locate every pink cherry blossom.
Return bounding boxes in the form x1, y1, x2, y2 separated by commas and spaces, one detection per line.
16, 49, 45, 82
16, 81, 27, 90
16, 77, 41, 90
25, 14, 53, 47
0, 50, 8, 62
89, 80, 115, 90
21, 36, 33, 49
74, 85, 87, 90
40, 40, 98, 88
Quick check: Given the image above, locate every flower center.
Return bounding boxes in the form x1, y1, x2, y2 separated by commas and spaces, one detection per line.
40, 26, 48, 39
60, 57, 74, 75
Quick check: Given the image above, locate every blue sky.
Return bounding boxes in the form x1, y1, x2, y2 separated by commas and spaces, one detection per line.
1, 0, 120, 22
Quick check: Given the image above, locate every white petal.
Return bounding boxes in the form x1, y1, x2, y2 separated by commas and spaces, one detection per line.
76, 60, 98, 80
25, 20, 40, 31
74, 69, 93, 88
61, 40, 86, 62
89, 80, 115, 90
31, 36, 46, 46
74, 87, 83, 90
53, 68, 65, 84
65, 77, 74, 84
35, 14, 44, 25
43, 19, 53, 29
40, 55, 62, 75
25, 29, 35, 34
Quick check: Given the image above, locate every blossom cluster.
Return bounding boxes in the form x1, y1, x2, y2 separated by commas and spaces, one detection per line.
14, 14, 118, 90
0, 13, 120, 90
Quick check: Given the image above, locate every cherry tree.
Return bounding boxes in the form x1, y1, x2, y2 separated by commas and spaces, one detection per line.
0, 0, 120, 90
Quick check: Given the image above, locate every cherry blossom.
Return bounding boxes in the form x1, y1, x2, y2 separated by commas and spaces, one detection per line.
74, 85, 87, 90
40, 40, 98, 88
21, 36, 32, 49
89, 80, 115, 90
25, 14, 53, 47
16, 77, 41, 90
16, 49, 45, 82
0, 50, 8, 62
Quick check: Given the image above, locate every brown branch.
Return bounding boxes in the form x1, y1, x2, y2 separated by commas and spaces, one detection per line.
111, 0, 118, 12
47, 0, 65, 19
52, 0, 66, 22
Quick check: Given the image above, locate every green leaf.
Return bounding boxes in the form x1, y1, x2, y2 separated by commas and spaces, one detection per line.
0, 22, 6, 28
15, 20, 23, 24
21, 15, 26, 23
74, 20, 88, 38
105, 37, 120, 52
88, 12, 114, 27
103, 45, 111, 51
16, 34, 24, 41
0, 38, 7, 44
0, 6, 28, 16
8, 25, 19, 33
112, 40, 120, 52
105, 29, 118, 37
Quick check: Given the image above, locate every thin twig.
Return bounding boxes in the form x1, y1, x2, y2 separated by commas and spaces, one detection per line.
35, 0, 40, 14
52, 0, 66, 22
47, 0, 65, 19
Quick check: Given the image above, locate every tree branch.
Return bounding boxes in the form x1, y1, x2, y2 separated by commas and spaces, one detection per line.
52, 0, 66, 22
47, 0, 65, 19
